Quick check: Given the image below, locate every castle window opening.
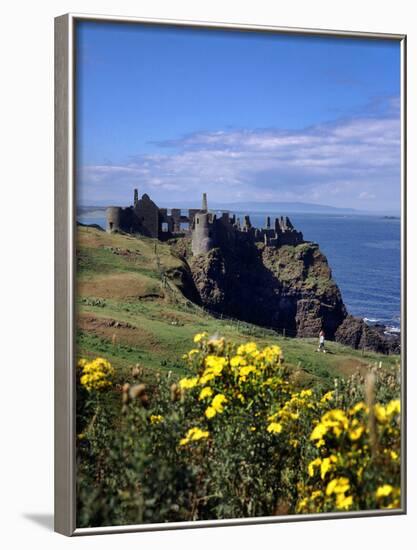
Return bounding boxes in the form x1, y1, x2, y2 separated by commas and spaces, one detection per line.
109, 222, 113, 230
162, 222, 168, 232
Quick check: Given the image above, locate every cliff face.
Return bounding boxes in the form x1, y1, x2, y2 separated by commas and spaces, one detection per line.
170, 236, 399, 354
185, 238, 347, 339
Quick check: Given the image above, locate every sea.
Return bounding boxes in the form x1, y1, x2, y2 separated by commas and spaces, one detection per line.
78, 208, 401, 332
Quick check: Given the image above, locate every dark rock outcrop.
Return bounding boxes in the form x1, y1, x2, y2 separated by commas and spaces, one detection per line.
171, 236, 399, 354
181, 237, 346, 339
335, 315, 400, 354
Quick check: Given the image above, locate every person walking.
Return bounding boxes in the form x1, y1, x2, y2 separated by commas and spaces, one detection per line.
317, 330, 326, 353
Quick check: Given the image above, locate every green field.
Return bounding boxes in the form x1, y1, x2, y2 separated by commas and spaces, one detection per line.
76, 226, 399, 389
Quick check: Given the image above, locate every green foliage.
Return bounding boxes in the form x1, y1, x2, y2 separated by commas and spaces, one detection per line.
76, 336, 401, 527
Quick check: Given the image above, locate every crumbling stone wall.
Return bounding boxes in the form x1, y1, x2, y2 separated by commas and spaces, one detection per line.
106, 189, 304, 253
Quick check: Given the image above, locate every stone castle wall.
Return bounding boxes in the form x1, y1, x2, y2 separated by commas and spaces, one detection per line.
106, 189, 303, 255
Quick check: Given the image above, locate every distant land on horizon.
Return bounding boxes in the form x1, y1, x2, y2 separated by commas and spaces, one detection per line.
78, 201, 400, 217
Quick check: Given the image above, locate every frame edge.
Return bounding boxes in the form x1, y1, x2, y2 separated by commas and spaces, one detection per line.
54, 13, 76, 537
54, 13, 407, 535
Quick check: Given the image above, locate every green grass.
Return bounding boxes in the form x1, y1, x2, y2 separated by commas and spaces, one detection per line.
76, 227, 400, 387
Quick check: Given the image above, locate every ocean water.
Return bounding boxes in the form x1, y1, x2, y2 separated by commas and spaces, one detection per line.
249, 212, 401, 331
78, 209, 401, 330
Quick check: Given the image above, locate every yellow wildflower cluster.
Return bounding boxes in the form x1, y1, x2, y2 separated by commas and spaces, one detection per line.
179, 377, 199, 390
78, 357, 114, 392
178, 334, 286, 444
308, 455, 338, 480
179, 427, 210, 446
375, 484, 401, 508
81, 335, 401, 519
298, 398, 401, 513
266, 388, 318, 442
326, 477, 353, 510
267, 422, 283, 434
205, 394, 227, 419
180, 335, 284, 402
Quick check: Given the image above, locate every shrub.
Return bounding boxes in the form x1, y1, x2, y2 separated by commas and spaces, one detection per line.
76, 334, 401, 527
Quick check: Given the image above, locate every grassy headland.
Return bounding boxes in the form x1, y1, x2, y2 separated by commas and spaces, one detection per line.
76, 226, 398, 389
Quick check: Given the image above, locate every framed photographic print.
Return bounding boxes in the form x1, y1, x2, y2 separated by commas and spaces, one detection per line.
55, 13, 406, 536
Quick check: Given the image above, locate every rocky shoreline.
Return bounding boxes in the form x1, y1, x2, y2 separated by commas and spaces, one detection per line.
335, 315, 400, 354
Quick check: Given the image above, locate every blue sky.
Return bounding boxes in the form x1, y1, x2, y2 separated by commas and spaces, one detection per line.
76, 21, 401, 211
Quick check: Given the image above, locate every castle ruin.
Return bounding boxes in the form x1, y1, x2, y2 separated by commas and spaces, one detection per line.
106, 190, 303, 255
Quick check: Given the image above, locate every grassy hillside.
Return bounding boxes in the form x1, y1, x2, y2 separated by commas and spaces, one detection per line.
76, 226, 399, 389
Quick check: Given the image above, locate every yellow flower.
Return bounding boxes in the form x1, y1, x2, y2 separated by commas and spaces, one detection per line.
321, 409, 348, 436
230, 355, 247, 369
179, 427, 209, 446
326, 477, 350, 496
336, 494, 353, 510
310, 422, 328, 441
300, 389, 313, 398
238, 365, 258, 381
386, 399, 401, 416
205, 406, 216, 419
199, 387, 213, 400
348, 420, 365, 441
263, 345, 282, 362
212, 394, 227, 412
150, 414, 163, 424
320, 455, 337, 479
237, 392, 245, 403
320, 391, 334, 403
179, 377, 199, 390
308, 457, 322, 477
205, 355, 227, 373
199, 372, 215, 385
205, 394, 227, 418
297, 497, 309, 512
376, 484, 393, 498
237, 342, 258, 356
267, 422, 283, 434
79, 357, 114, 391
374, 404, 388, 423
193, 332, 208, 343
349, 402, 368, 415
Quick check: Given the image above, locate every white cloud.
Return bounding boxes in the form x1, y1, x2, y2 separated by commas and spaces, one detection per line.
78, 98, 400, 211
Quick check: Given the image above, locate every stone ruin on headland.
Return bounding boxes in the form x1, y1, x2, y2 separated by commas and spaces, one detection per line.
106, 189, 304, 255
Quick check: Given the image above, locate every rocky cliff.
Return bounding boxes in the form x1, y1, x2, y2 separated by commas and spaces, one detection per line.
170, 236, 399, 354
174, 237, 346, 339
335, 315, 400, 354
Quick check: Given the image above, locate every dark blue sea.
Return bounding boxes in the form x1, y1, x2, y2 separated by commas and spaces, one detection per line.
78, 209, 401, 331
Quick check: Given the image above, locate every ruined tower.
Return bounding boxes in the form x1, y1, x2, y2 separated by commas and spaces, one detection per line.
106, 207, 122, 233
192, 212, 214, 255
191, 193, 214, 255
133, 188, 139, 206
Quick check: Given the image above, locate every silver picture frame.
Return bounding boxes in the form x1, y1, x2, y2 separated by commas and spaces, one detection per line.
54, 13, 407, 536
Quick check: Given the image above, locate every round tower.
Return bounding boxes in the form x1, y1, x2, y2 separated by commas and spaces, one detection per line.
192, 212, 214, 255
106, 207, 122, 233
